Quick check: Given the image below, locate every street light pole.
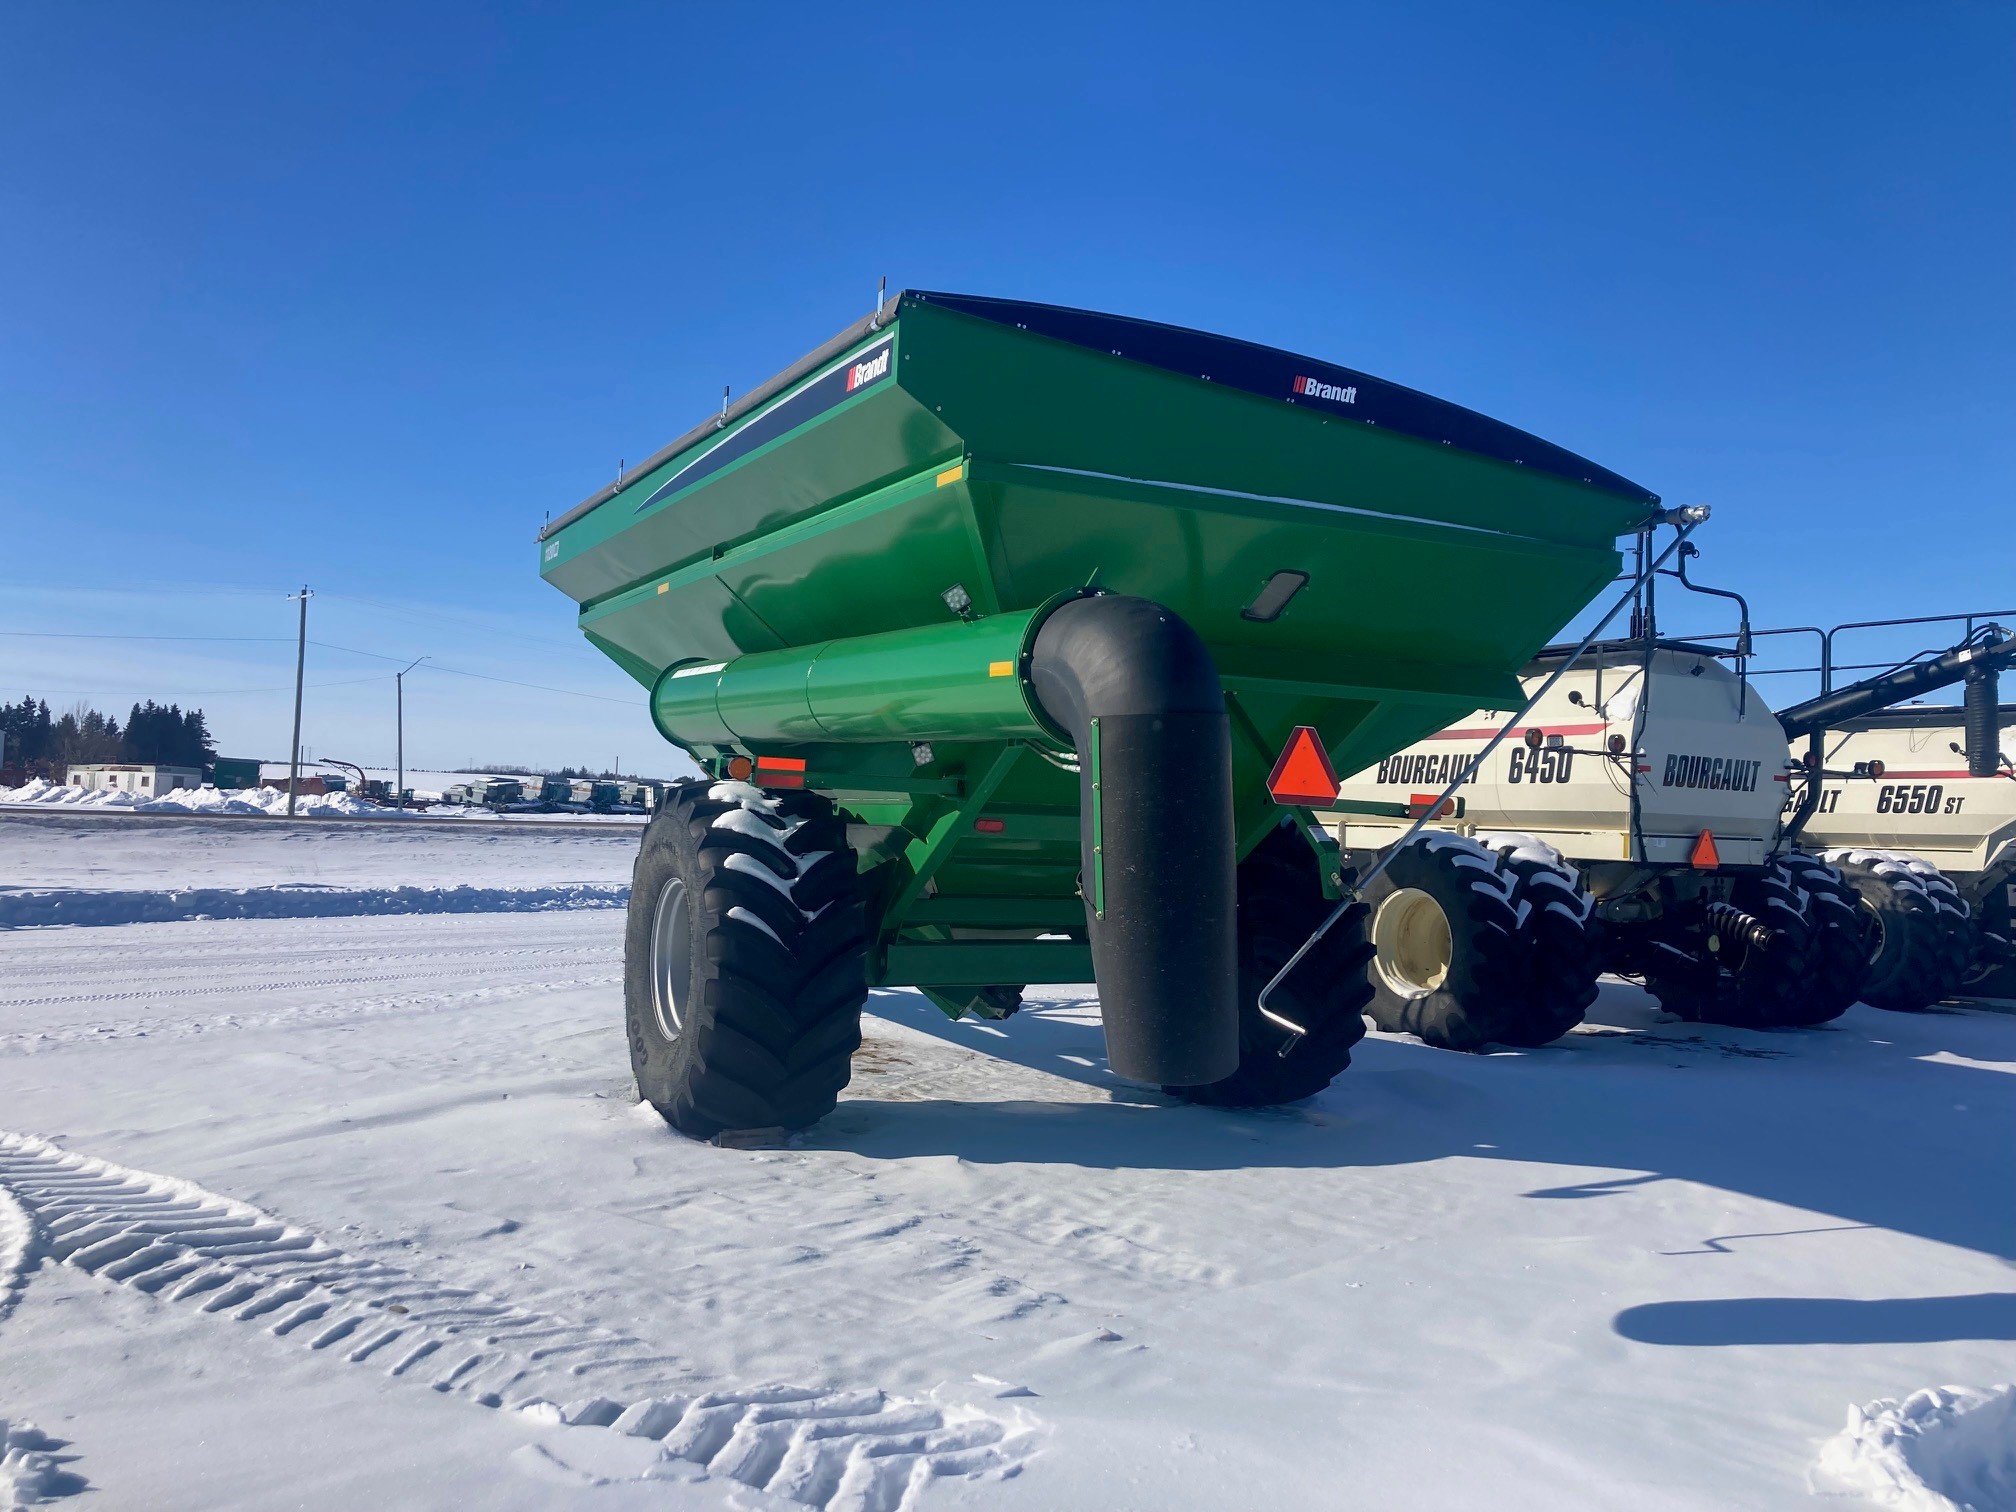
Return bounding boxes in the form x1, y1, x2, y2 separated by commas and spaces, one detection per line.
285, 586, 313, 818
395, 656, 427, 809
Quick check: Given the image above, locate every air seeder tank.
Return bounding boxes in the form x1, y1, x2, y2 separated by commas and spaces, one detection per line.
540, 290, 1659, 1136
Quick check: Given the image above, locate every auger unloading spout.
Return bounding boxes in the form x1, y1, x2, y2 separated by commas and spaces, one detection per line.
1027, 594, 1237, 1085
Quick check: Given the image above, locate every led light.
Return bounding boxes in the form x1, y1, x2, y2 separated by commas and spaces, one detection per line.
1240, 570, 1310, 623
1523, 727, 1545, 750
1867, 759, 1886, 778
1607, 734, 1627, 754
726, 756, 754, 780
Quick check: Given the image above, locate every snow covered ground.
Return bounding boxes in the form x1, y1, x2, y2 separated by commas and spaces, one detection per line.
1, 813, 638, 892
0, 774, 656, 821
0, 776, 435, 818
1, 818, 2012, 1511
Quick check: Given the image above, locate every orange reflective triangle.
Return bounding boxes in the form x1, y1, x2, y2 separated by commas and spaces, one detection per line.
1268, 725, 1340, 806
1690, 830, 1720, 869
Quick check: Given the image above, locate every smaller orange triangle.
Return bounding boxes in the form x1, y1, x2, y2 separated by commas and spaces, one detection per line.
1690, 830, 1720, 869
1268, 726, 1340, 806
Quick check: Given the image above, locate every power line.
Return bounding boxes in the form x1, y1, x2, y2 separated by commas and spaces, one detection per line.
310, 641, 636, 703
0, 580, 279, 600
309, 639, 420, 663
0, 674, 396, 699
416, 663, 636, 704
2, 630, 638, 704
0, 630, 414, 659
315, 591, 581, 652
0, 632, 295, 643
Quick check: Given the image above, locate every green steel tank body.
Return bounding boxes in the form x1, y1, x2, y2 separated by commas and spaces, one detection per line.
539, 290, 1659, 1011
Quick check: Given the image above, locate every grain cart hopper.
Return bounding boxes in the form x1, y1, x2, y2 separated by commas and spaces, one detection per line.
539, 290, 1659, 1138
1329, 567, 2016, 1047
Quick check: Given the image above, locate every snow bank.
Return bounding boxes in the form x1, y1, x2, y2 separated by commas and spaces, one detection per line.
0, 1183, 25, 1327
1814, 1383, 2016, 1511
1, 1419, 64, 1511
0, 882, 628, 929
0, 778, 467, 819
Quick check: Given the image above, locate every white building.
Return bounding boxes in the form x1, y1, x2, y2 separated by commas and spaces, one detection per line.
66, 763, 204, 795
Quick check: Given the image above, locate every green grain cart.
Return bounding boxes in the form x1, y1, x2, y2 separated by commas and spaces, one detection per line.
540, 291, 1658, 1137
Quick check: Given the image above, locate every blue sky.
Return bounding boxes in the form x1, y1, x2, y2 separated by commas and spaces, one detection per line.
1, 3, 2009, 772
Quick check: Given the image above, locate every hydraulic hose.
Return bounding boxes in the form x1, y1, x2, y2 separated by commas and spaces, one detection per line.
1028, 595, 1239, 1086
1777, 629, 2016, 744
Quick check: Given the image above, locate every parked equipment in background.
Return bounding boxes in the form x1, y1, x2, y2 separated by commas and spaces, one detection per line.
315, 760, 367, 797
1774, 611, 2016, 1007
539, 288, 1664, 1139
211, 757, 262, 790
1330, 575, 2016, 1047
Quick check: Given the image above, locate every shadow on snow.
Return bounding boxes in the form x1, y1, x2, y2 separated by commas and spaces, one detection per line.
820, 981, 2016, 1275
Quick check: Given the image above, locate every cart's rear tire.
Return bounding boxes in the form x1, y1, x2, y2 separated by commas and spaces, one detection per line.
1361, 834, 1527, 1051
1776, 853, 1866, 1024
1487, 841, 1602, 1046
626, 780, 866, 1139
1164, 822, 1369, 1107
1828, 851, 1958, 1013
1646, 865, 1814, 1028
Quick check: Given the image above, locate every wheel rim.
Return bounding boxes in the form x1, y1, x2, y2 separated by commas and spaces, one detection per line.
1373, 887, 1453, 996
1861, 902, 1888, 966
649, 877, 691, 1040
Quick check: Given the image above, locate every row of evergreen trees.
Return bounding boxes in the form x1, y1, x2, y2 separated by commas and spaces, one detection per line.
1, 698, 218, 778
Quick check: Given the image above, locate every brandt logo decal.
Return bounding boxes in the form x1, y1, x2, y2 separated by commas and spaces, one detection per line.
844, 347, 893, 392
1292, 374, 1357, 404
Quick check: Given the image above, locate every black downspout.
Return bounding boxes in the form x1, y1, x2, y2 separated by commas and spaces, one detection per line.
1029, 595, 1239, 1086
1964, 660, 2001, 777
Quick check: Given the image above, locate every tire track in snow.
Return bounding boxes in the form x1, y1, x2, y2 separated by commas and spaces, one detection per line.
0, 975, 623, 1058
0, 1134, 1036, 1511
0, 957, 617, 1011
0, 882, 628, 931
0, 941, 615, 988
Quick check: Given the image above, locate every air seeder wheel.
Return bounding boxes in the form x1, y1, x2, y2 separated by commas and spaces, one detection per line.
1165, 822, 1370, 1107
1964, 863, 2013, 992
1645, 863, 1814, 1028
1827, 851, 1965, 1013
1360, 833, 1528, 1051
1484, 839, 1603, 1047
1774, 853, 1868, 1024
625, 780, 867, 1139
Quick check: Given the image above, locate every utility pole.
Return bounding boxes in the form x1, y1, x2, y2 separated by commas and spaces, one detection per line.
396, 657, 427, 808
285, 586, 313, 817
